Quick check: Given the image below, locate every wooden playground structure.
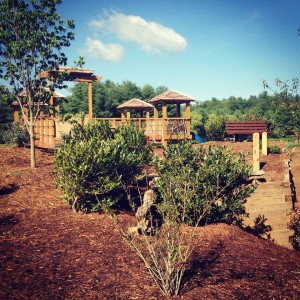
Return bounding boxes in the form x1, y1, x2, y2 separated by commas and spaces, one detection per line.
12, 67, 195, 148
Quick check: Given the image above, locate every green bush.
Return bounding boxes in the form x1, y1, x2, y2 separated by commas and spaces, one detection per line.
0, 123, 29, 146
289, 205, 300, 250
268, 145, 281, 154
54, 121, 152, 212
154, 141, 255, 225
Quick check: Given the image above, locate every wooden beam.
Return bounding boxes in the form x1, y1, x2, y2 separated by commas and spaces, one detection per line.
88, 82, 93, 119
162, 101, 167, 118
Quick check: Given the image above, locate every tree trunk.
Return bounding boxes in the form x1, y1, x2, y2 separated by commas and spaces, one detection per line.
29, 111, 36, 168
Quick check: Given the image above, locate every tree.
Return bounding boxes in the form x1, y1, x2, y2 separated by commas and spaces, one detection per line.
0, 0, 75, 167
0, 85, 13, 124
204, 114, 227, 141
263, 78, 300, 141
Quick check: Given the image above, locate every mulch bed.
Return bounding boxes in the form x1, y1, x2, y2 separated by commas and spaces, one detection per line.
0, 144, 300, 299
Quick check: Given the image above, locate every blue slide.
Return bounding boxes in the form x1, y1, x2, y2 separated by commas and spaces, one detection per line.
191, 131, 206, 143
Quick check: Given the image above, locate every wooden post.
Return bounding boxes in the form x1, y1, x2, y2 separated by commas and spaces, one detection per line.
126, 110, 131, 120
153, 105, 158, 118
162, 102, 168, 147
162, 101, 167, 118
262, 132, 268, 155
186, 102, 191, 138
121, 111, 125, 120
13, 110, 19, 123
253, 132, 260, 172
163, 118, 168, 148
146, 111, 150, 119
176, 103, 181, 117
88, 82, 93, 120
112, 118, 116, 129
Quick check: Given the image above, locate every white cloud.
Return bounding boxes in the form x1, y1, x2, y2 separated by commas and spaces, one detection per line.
84, 37, 124, 62
89, 11, 187, 54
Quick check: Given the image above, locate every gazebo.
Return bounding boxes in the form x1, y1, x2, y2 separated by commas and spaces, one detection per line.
117, 98, 154, 119
148, 90, 196, 145
38, 67, 102, 120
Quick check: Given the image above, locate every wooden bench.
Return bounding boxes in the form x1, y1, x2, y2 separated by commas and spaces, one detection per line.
226, 121, 268, 135
225, 121, 270, 142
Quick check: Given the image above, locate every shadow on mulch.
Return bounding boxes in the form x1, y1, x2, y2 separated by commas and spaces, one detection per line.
181, 240, 224, 293
0, 183, 19, 196
0, 214, 19, 235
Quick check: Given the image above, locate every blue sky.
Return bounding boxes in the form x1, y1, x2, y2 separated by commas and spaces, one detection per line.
57, 0, 300, 102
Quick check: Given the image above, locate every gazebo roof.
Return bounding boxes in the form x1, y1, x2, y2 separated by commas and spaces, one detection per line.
18, 88, 65, 98
38, 67, 101, 82
149, 90, 196, 104
117, 98, 154, 110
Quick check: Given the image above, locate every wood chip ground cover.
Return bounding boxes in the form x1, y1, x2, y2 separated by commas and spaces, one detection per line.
0, 144, 300, 299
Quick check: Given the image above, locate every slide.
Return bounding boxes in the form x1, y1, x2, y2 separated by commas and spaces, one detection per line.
191, 132, 206, 143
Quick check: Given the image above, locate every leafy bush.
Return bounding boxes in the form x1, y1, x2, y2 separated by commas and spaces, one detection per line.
154, 141, 255, 225
289, 205, 300, 250
268, 145, 281, 154
119, 141, 255, 297
0, 123, 29, 146
204, 114, 227, 141
54, 121, 152, 212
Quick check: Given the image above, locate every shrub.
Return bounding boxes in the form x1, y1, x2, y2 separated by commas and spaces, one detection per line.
54, 121, 152, 212
204, 114, 226, 141
0, 123, 29, 146
119, 141, 255, 297
289, 205, 300, 250
154, 141, 255, 225
268, 145, 281, 154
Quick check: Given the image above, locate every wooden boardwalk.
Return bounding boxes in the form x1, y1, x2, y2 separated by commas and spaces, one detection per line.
244, 150, 296, 249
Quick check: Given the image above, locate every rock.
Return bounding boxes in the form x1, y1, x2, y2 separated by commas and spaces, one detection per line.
135, 188, 161, 235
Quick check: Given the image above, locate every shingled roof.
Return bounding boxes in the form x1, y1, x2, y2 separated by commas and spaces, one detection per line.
149, 90, 196, 104
117, 98, 154, 110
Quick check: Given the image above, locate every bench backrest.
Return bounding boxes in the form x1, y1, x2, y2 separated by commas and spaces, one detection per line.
225, 121, 267, 134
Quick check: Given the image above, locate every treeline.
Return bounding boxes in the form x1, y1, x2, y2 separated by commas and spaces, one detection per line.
191, 89, 299, 141
62, 80, 299, 141
61, 80, 168, 117
1, 79, 299, 141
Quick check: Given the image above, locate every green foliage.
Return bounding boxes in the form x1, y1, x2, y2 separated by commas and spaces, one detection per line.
54, 121, 152, 212
289, 205, 300, 250
0, 123, 29, 146
119, 141, 255, 297
204, 114, 227, 141
61, 80, 168, 118
154, 141, 255, 225
267, 145, 281, 154
0, 86, 13, 124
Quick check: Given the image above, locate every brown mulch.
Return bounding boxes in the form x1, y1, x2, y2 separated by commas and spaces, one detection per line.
0, 144, 300, 300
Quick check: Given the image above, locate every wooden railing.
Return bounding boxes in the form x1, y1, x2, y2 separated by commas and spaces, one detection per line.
33, 116, 192, 148
93, 117, 191, 142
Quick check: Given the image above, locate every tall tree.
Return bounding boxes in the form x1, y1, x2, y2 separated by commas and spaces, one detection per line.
263, 78, 300, 141
0, 0, 75, 167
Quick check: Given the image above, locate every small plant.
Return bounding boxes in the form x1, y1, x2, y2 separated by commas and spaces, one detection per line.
0, 123, 29, 146
268, 145, 281, 154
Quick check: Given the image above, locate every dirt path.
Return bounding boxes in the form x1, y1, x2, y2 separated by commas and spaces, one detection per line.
1, 145, 300, 299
